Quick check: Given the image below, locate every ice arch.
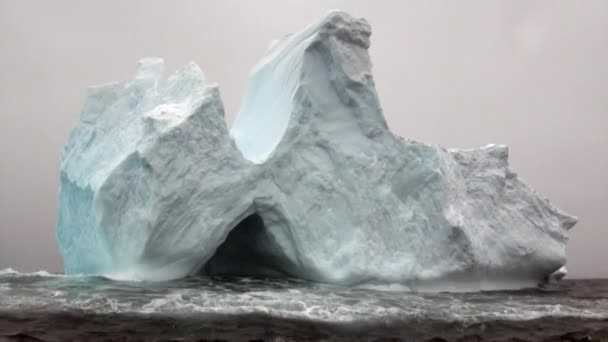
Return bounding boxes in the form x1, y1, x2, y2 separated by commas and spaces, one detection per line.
202, 213, 294, 278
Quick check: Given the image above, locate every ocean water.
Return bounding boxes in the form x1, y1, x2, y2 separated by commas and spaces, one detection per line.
0, 269, 607, 341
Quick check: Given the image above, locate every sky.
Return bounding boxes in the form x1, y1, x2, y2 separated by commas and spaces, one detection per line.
0, 1, 606, 278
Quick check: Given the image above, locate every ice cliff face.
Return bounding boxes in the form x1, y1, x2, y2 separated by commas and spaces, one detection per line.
57, 11, 577, 290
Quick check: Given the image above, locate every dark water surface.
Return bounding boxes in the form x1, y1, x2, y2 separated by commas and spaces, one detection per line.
0, 269, 607, 341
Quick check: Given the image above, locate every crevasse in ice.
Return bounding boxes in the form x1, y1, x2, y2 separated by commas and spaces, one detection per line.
57, 11, 577, 291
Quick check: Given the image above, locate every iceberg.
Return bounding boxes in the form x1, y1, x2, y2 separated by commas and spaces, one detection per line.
57, 11, 576, 290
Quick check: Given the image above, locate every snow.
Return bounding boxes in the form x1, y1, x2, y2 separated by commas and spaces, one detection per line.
56, 10, 576, 291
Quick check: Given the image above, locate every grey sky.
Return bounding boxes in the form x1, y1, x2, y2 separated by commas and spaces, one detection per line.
0, 1, 606, 278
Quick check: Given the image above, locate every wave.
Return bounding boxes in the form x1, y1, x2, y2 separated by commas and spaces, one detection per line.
0, 267, 172, 285
101, 272, 142, 282
0, 267, 116, 281
1, 268, 607, 325
0, 267, 60, 277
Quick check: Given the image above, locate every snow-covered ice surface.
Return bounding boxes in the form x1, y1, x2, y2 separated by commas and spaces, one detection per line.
57, 11, 577, 291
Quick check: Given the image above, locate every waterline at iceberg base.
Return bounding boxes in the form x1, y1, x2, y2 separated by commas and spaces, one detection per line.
57, 11, 576, 291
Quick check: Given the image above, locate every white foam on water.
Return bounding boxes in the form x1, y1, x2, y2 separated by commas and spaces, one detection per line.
1, 271, 607, 326
102, 272, 142, 282
356, 283, 412, 292
0, 268, 19, 275
0, 267, 75, 278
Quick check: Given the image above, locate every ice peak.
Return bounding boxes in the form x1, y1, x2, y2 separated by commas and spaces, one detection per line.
231, 10, 382, 163
315, 10, 372, 48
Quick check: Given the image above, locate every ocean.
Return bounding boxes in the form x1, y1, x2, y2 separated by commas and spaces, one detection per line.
0, 269, 607, 341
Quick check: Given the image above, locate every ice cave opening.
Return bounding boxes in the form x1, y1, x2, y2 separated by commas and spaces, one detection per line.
200, 213, 294, 279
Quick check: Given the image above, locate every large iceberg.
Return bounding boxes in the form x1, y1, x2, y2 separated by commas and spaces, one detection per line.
57, 11, 576, 290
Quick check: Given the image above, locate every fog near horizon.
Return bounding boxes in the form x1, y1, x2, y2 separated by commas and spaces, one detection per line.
0, 1, 606, 278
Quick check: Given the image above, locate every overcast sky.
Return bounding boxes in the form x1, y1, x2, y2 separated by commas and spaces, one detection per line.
0, 1, 606, 278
